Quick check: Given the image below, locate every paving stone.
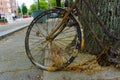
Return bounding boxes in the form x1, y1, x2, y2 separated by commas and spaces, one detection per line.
0, 72, 14, 80
15, 69, 42, 80
43, 67, 120, 80
0, 58, 32, 72
0, 29, 42, 80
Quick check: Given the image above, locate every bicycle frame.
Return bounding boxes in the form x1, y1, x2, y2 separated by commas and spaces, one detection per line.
46, 0, 85, 49
46, 0, 79, 41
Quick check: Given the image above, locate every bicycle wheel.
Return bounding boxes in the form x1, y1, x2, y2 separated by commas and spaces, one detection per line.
25, 8, 83, 71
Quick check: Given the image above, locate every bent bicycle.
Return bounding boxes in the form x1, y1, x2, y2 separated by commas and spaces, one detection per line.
25, 0, 120, 71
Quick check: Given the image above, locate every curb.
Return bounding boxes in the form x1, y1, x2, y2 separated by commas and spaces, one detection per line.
0, 25, 28, 40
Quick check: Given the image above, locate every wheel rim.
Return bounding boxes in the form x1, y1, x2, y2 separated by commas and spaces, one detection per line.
25, 9, 81, 70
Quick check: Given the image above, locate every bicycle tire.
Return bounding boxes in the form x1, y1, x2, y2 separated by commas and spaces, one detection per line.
25, 8, 83, 71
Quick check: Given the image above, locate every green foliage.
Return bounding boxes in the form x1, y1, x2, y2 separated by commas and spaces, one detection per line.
30, 0, 48, 12
18, 6, 21, 13
18, 6, 21, 16
61, 1, 64, 7
29, 0, 65, 11
30, 3, 37, 11
48, 0, 56, 7
22, 3, 28, 15
48, 0, 65, 8
39, 0, 48, 10
27, 8, 32, 15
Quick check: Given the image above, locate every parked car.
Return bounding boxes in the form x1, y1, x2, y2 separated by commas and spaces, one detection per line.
48, 13, 58, 18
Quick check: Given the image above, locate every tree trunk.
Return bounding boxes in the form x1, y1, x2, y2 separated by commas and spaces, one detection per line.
65, 0, 73, 7
37, 0, 40, 10
78, 0, 120, 54
56, 0, 61, 7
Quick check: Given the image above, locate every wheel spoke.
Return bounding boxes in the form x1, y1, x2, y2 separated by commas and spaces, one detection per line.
25, 9, 82, 70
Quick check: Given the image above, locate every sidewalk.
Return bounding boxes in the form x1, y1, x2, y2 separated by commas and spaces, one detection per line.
0, 18, 33, 39
0, 29, 42, 80
0, 25, 27, 39
43, 53, 120, 80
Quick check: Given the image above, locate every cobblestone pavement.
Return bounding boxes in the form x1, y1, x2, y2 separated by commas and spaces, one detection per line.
0, 28, 42, 80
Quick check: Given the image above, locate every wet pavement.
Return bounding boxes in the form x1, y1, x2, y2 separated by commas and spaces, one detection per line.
0, 28, 42, 80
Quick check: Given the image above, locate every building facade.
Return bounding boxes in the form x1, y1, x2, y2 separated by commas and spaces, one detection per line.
0, 0, 18, 19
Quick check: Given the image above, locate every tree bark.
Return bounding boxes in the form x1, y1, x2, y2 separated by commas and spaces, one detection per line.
56, 0, 61, 7
78, 0, 120, 54
37, 0, 40, 10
